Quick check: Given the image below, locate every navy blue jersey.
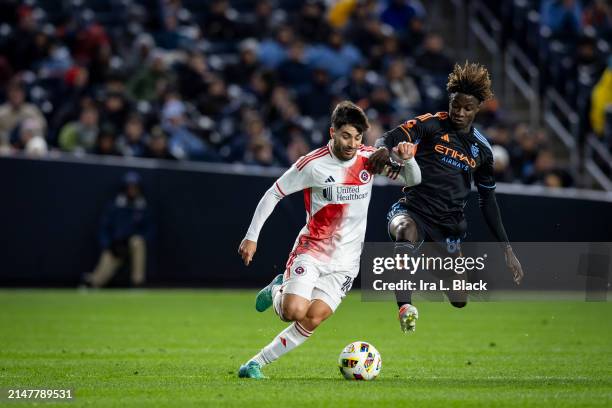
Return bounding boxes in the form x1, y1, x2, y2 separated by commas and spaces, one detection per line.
376, 112, 495, 232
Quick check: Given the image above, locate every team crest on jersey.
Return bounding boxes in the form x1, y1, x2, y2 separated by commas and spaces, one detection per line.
359, 169, 371, 183
471, 144, 479, 158
294, 266, 305, 275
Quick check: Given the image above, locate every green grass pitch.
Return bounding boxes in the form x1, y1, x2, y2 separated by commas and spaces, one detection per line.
0, 290, 610, 407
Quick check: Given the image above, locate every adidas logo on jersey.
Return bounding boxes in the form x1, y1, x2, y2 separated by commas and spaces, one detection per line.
324, 176, 335, 183
441, 134, 450, 142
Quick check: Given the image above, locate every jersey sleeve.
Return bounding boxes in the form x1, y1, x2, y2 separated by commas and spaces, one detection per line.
274, 160, 314, 197
244, 162, 313, 242
474, 145, 496, 191
374, 112, 443, 149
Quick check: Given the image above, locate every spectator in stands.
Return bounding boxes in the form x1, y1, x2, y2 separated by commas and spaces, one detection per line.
345, 1, 385, 59
225, 39, 261, 87
368, 85, 396, 127
277, 40, 311, 92
582, 0, 612, 39
124, 33, 156, 75
83, 172, 152, 288
258, 25, 294, 69
231, 115, 283, 164
590, 56, 612, 137
117, 114, 148, 157
162, 98, 218, 161
58, 105, 100, 153
380, 0, 426, 34
15, 117, 48, 156
51, 66, 93, 133
5, 5, 43, 72
491, 144, 514, 183
540, 0, 583, 40
414, 33, 453, 76
386, 59, 422, 116
244, 0, 280, 39
525, 149, 574, 187
285, 132, 311, 164
294, 1, 331, 43
244, 135, 279, 166
512, 123, 541, 180
305, 30, 363, 79
202, 0, 240, 42
0, 80, 47, 148
334, 63, 373, 106
197, 76, 231, 118
363, 119, 384, 147
127, 51, 172, 102
176, 51, 214, 101
298, 68, 334, 120
91, 127, 121, 156
100, 91, 130, 135
144, 126, 175, 160
155, 11, 191, 50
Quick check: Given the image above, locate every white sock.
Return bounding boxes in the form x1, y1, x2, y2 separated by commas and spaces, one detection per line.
250, 321, 313, 367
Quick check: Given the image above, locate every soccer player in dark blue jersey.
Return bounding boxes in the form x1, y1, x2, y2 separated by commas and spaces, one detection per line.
367, 62, 524, 333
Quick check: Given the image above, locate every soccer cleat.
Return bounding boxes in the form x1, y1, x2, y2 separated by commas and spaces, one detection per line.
238, 361, 267, 379
398, 304, 419, 333
255, 274, 283, 312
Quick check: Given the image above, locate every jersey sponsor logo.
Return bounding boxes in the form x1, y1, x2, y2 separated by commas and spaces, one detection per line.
359, 169, 371, 183
440, 156, 470, 171
471, 144, 479, 158
434, 144, 477, 169
294, 266, 305, 275
335, 185, 369, 201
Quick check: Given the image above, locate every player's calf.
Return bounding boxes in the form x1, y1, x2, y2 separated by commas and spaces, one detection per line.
299, 299, 333, 332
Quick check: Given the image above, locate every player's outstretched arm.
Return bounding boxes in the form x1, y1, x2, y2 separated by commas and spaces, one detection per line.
238, 187, 281, 266
478, 189, 524, 285
238, 161, 312, 266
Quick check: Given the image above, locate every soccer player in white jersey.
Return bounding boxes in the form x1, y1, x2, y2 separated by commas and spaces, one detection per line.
237, 101, 422, 379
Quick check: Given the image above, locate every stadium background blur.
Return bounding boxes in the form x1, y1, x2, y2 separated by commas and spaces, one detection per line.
0, 0, 611, 286
1, 4, 610, 405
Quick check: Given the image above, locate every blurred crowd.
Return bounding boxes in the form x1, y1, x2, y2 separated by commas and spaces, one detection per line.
0, 0, 604, 188
493, 0, 612, 145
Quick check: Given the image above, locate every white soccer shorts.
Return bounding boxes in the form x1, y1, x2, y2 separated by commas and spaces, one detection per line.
282, 255, 356, 312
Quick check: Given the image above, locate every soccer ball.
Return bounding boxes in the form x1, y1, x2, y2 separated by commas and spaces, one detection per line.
338, 341, 382, 380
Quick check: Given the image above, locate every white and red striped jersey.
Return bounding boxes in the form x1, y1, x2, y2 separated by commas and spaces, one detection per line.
245, 141, 420, 276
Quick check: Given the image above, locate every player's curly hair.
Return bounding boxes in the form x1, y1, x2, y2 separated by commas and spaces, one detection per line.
331, 101, 370, 134
446, 61, 494, 102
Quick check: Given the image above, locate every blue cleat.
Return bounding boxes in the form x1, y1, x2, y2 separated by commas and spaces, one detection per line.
238, 361, 267, 379
255, 274, 283, 312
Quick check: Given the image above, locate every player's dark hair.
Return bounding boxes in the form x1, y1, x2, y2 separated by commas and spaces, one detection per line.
446, 62, 494, 102
331, 101, 370, 134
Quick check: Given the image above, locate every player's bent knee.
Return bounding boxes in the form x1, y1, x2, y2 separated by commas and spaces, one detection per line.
450, 301, 467, 308
392, 216, 418, 243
